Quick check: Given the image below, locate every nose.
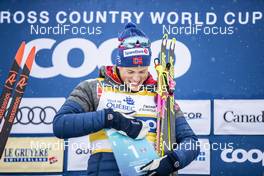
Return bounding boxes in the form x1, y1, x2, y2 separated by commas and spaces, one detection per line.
132, 74, 141, 82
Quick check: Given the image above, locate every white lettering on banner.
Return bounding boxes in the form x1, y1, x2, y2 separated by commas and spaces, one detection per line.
56, 11, 67, 24
13, 11, 25, 24
21, 38, 191, 79
221, 149, 264, 166
0, 11, 263, 25
149, 11, 263, 25
54, 11, 144, 24
214, 100, 264, 135
224, 12, 263, 25
0, 11, 49, 24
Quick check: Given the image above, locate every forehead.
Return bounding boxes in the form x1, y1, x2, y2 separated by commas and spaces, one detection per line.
120, 66, 149, 72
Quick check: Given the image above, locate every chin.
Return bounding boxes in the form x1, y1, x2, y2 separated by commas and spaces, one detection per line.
130, 86, 140, 92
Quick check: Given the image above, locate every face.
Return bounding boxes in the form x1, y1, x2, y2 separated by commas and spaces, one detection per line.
118, 66, 149, 91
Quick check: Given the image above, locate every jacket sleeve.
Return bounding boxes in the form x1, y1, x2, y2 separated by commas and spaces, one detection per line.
171, 105, 200, 170
53, 80, 106, 139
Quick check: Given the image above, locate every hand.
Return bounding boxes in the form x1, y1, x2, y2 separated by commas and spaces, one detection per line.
139, 151, 180, 176
104, 108, 149, 139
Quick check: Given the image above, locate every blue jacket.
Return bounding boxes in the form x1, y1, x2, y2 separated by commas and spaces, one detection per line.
53, 66, 200, 175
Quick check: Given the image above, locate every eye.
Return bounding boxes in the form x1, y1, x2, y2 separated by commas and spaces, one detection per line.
139, 70, 147, 74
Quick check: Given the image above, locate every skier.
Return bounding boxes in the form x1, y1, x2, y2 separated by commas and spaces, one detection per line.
53, 22, 200, 176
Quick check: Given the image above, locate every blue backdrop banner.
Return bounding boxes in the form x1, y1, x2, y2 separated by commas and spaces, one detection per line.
0, 0, 263, 176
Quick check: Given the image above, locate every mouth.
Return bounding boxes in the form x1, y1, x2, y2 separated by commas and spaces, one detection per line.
129, 82, 141, 87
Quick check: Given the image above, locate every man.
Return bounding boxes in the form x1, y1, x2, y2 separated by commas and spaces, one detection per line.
53, 22, 200, 176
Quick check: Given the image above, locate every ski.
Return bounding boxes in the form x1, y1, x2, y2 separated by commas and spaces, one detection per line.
154, 34, 168, 156
154, 34, 177, 156
0, 45, 36, 159
0, 42, 25, 125
163, 37, 176, 153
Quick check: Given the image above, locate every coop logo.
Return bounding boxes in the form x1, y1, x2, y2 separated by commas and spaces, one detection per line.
221, 148, 264, 166
137, 117, 157, 132
22, 38, 191, 79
